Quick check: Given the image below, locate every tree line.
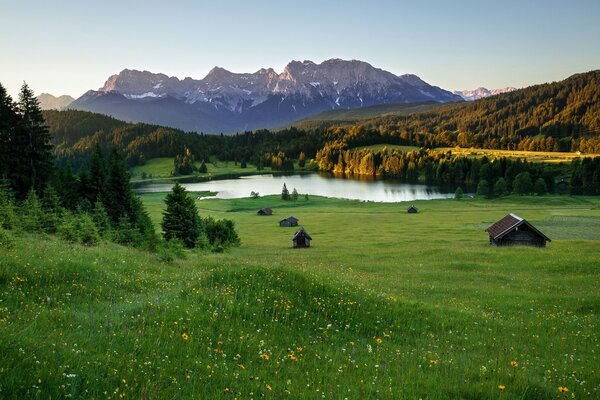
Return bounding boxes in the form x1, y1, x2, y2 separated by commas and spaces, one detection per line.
0, 82, 239, 256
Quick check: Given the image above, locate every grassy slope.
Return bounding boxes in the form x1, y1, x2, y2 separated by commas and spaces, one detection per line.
1, 196, 599, 399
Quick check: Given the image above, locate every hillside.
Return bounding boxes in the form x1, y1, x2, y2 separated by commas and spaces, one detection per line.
292, 101, 442, 130
307, 70, 600, 153
1, 195, 599, 398
36, 93, 74, 110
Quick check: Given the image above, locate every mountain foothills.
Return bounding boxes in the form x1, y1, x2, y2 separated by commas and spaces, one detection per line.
36, 93, 74, 110
69, 59, 462, 133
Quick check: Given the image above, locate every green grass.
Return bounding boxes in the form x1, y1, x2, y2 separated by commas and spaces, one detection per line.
130, 157, 311, 184
1, 195, 599, 398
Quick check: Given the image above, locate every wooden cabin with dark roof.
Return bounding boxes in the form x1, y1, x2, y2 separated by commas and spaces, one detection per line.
257, 208, 272, 216
407, 205, 418, 213
486, 213, 550, 247
292, 227, 312, 248
279, 216, 299, 227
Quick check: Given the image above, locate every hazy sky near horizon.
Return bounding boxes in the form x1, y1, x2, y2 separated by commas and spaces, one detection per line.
1, 0, 599, 98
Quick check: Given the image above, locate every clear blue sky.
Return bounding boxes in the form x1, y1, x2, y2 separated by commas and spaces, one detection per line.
1, 0, 599, 98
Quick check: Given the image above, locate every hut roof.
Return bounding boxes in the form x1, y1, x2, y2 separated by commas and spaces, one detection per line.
407, 205, 418, 211
258, 207, 272, 214
280, 216, 299, 223
292, 227, 312, 240
486, 213, 551, 241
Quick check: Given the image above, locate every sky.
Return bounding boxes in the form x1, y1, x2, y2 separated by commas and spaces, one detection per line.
1, 0, 599, 98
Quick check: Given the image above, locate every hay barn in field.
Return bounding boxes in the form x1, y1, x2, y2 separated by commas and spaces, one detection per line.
407, 205, 418, 213
292, 227, 312, 248
279, 216, 299, 227
486, 213, 550, 247
257, 208, 272, 216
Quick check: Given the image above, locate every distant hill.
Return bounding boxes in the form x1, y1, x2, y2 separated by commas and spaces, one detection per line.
37, 93, 74, 110
326, 70, 600, 152
292, 102, 442, 130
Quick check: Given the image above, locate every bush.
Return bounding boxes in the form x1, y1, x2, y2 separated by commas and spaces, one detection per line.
476, 179, 490, 198
204, 217, 241, 248
157, 239, 186, 263
493, 178, 508, 197
454, 186, 464, 200
58, 213, 79, 243
78, 213, 100, 246
534, 178, 547, 195
0, 226, 14, 249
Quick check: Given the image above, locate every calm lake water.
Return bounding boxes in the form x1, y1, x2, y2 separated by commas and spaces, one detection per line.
135, 173, 455, 202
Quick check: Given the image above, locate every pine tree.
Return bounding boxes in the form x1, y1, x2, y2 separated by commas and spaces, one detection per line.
0, 84, 20, 192
161, 183, 202, 248
92, 200, 111, 236
20, 188, 43, 232
476, 179, 490, 198
534, 178, 547, 195
0, 179, 16, 229
89, 143, 107, 203
454, 186, 464, 200
41, 184, 63, 233
513, 172, 533, 195
105, 148, 132, 223
493, 177, 508, 197
199, 160, 208, 173
298, 152, 306, 168
281, 183, 290, 200
15, 83, 54, 197
292, 188, 299, 201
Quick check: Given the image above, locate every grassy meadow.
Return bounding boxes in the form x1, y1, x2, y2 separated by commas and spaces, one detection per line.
1, 194, 599, 399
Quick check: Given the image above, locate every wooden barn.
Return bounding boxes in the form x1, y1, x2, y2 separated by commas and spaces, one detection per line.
292, 227, 312, 248
257, 208, 272, 216
279, 216, 299, 227
407, 205, 418, 213
486, 213, 551, 247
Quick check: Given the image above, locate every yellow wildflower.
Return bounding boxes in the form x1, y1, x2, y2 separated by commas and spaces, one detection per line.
259, 353, 270, 360
559, 387, 569, 393
265, 384, 272, 391
498, 385, 506, 390
181, 333, 189, 341
511, 360, 518, 367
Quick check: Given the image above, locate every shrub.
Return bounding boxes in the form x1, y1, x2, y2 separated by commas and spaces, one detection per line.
493, 178, 508, 197
58, 213, 79, 243
204, 217, 240, 248
0, 226, 13, 249
454, 186, 464, 200
78, 213, 100, 246
157, 239, 186, 263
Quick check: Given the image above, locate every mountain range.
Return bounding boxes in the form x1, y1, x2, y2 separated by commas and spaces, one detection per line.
453, 87, 517, 101
69, 59, 463, 133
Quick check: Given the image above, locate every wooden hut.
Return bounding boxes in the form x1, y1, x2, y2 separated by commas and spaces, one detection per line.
292, 227, 312, 248
407, 205, 418, 213
279, 216, 299, 227
257, 208, 272, 216
486, 213, 550, 247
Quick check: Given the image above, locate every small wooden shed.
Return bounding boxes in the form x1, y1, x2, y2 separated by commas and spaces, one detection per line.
292, 227, 312, 248
257, 208, 272, 216
486, 213, 551, 247
407, 205, 418, 213
279, 216, 299, 227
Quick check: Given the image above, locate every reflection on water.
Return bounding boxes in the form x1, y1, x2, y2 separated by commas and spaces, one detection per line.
136, 174, 453, 203
135, 173, 454, 203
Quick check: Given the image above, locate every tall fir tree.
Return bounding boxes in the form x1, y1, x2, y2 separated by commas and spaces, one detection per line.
15, 83, 54, 197
161, 183, 202, 248
0, 84, 20, 192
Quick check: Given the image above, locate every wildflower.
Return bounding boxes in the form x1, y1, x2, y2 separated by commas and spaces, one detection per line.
559, 387, 569, 393
181, 333, 189, 341
498, 385, 506, 390
375, 338, 383, 344
235, 353, 241, 359
511, 361, 518, 367
430, 359, 439, 365
266, 384, 272, 391
259, 353, 270, 360
224, 387, 230, 393
237, 363, 245, 369
217, 341, 223, 346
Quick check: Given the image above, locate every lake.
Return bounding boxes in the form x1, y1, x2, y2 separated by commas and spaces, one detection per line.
135, 173, 455, 202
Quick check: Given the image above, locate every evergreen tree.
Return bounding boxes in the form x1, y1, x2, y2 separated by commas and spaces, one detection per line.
20, 189, 43, 232
0, 179, 16, 229
513, 172, 533, 195
476, 179, 490, 198
161, 183, 202, 248
105, 149, 132, 223
92, 200, 111, 236
89, 143, 107, 202
292, 188, 299, 201
298, 152, 306, 168
493, 177, 508, 197
15, 83, 54, 197
454, 186, 464, 200
534, 177, 547, 195
240, 158, 247, 168
0, 84, 20, 192
41, 184, 63, 233
281, 183, 290, 200
199, 160, 208, 173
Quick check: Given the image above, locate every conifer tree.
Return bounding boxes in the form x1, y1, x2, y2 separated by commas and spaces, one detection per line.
281, 183, 290, 200
105, 148, 132, 222
199, 160, 208, 173
454, 186, 464, 200
0, 84, 19, 190
493, 177, 508, 197
21, 189, 43, 232
15, 83, 54, 197
41, 184, 63, 233
476, 179, 490, 198
161, 183, 202, 248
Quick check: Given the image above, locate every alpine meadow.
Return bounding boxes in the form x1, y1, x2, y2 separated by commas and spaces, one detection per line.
1, 1, 600, 399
